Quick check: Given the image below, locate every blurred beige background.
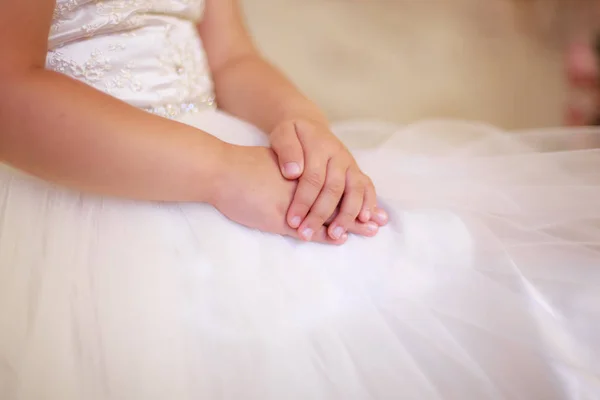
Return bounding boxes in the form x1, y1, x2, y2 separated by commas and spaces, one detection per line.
241, 0, 570, 130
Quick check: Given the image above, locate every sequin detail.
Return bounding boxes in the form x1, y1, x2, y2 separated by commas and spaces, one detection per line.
48, 1, 215, 118
51, 0, 206, 34
143, 98, 216, 119
46, 48, 145, 94
52, 0, 80, 32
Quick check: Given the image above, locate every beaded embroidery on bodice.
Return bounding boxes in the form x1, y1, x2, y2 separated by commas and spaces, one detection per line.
47, 0, 215, 118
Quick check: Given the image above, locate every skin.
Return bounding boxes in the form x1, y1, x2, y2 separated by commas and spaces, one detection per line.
0, 0, 387, 244
199, 0, 388, 240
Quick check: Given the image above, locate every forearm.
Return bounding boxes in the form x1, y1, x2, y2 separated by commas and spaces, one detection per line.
0, 69, 228, 203
212, 54, 328, 133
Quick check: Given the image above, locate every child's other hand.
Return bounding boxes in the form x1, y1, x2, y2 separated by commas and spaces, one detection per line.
269, 119, 388, 241
214, 145, 380, 244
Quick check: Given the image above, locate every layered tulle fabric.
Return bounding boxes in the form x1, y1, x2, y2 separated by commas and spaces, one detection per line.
0, 110, 599, 399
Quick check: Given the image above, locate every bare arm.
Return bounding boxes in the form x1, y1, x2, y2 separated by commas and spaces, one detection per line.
198, 0, 328, 134
198, 0, 388, 241
0, 0, 230, 203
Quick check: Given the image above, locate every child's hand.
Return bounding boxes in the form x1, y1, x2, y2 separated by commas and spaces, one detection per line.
270, 119, 388, 241
214, 145, 379, 244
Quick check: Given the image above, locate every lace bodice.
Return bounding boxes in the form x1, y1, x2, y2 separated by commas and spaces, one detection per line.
47, 0, 215, 118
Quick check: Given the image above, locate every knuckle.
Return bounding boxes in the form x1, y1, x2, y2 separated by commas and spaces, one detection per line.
290, 194, 311, 211
363, 176, 375, 193
356, 170, 368, 183
342, 199, 362, 214
315, 211, 331, 224
311, 209, 332, 224
346, 177, 365, 193
324, 180, 345, 197
338, 210, 357, 222
347, 196, 364, 211
328, 143, 344, 154
291, 201, 310, 215
349, 179, 365, 193
304, 170, 325, 188
294, 187, 317, 204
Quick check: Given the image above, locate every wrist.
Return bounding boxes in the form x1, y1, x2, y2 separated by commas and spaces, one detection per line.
190, 138, 235, 207
202, 142, 247, 209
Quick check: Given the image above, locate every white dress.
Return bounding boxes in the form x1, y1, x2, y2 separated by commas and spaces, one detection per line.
1, 1, 599, 399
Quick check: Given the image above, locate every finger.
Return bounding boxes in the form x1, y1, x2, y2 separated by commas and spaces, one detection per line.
359, 176, 377, 223
270, 123, 304, 179
286, 158, 327, 230
312, 226, 348, 245
371, 207, 389, 226
298, 159, 347, 241
346, 220, 379, 237
283, 225, 348, 246
328, 173, 365, 240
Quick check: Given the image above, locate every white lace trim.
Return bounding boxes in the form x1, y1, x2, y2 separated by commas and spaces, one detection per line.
143, 97, 216, 119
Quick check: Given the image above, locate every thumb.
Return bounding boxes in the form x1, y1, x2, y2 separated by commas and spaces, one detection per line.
270, 122, 305, 179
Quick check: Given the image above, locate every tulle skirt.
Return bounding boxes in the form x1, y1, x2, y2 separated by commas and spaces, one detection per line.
1, 110, 599, 400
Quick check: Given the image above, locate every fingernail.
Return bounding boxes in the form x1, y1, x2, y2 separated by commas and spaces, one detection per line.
290, 216, 302, 228
341, 233, 348, 241
376, 209, 388, 222
301, 227, 314, 241
332, 226, 344, 239
283, 162, 301, 177
366, 222, 378, 232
